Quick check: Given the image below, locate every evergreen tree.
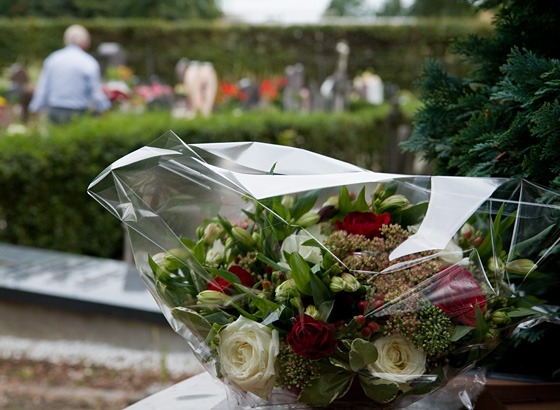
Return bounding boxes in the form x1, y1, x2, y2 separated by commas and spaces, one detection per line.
402, 0, 560, 190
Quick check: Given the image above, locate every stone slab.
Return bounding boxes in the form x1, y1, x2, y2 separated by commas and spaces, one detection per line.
0, 243, 163, 322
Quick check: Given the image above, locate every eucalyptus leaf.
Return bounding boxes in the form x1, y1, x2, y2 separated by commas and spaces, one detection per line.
298, 372, 354, 407
358, 375, 399, 403
349, 338, 378, 372
171, 307, 212, 340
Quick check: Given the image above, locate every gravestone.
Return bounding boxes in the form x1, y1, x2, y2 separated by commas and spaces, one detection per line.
0, 243, 162, 322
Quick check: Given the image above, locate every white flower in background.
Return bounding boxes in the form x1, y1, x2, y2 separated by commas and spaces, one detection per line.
367, 334, 426, 384
281, 225, 325, 265
438, 240, 465, 267
218, 316, 279, 399
206, 240, 225, 267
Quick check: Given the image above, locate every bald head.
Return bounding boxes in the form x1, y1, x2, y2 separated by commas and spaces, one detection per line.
63, 24, 91, 50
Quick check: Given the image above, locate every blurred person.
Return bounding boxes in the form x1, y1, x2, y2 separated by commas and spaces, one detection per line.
184, 61, 217, 117
29, 24, 111, 124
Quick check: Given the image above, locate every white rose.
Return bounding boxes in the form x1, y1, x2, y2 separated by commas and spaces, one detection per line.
367, 334, 426, 384
218, 316, 279, 399
280, 225, 325, 265
206, 239, 225, 267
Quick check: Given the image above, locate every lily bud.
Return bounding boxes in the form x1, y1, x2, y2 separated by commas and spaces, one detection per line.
491, 310, 511, 325
251, 231, 262, 244
275, 278, 298, 302
305, 305, 320, 320
163, 248, 189, 271
281, 195, 295, 209
484, 328, 501, 341
373, 183, 386, 200
322, 195, 339, 208
203, 223, 222, 245
487, 256, 505, 273
329, 276, 345, 292
341, 273, 360, 292
378, 195, 409, 213
294, 211, 320, 227
197, 290, 231, 306
506, 259, 537, 275
231, 226, 256, 246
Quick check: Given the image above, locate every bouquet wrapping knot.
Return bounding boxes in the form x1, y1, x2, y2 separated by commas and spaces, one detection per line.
88, 131, 560, 409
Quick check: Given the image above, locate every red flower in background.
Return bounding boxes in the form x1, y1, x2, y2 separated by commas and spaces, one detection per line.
220, 82, 239, 98
430, 265, 486, 327
287, 315, 336, 360
207, 265, 256, 294
335, 211, 390, 239
258, 79, 279, 101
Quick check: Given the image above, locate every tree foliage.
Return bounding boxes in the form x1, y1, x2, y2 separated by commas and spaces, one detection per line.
403, 0, 560, 189
0, 0, 222, 19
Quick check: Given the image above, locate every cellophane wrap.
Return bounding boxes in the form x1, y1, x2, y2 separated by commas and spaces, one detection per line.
88, 131, 560, 409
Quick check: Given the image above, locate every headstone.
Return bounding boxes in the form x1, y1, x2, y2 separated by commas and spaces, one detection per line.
0, 243, 162, 321
282, 63, 305, 112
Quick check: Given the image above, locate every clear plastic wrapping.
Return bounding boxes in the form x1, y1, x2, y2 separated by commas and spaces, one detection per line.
88, 131, 560, 409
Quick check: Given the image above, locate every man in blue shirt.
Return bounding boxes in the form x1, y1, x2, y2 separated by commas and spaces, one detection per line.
29, 24, 111, 124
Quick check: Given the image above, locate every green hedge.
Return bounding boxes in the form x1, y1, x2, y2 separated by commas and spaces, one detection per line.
0, 18, 492, 89
0, 107, 395, 258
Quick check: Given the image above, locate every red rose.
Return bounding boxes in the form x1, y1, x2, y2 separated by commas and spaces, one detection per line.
430, 266, 486, 327
286, 314, 336, 360
207, 265, 256, 294
335, 211, 390, 239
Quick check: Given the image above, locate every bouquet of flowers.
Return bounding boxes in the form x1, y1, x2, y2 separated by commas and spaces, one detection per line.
88, 131, 560, 408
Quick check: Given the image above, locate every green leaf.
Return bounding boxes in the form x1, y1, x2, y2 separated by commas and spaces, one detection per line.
318, 300, 335, 322
358, 375, 399, 403
309, 272, 332, 309
353, 187, 370, 212
289, 252, 312, 295
232, 283, 282, 313
171, 307, 212, 340
298, 372, 354, 406
450, 325, 474, 342
339, 186, 353, 215
193, 240, 206, 264
507, 307, 541, 318
180, 237, 197, 249
474, 303, 489, 340
400, 202, 428, 228
207, 267, 242, 286
291, 189, 321, 221
329, 357, 352, 371
203, 311, 234, 326
256, 252, 285, 272
349, 338, 378, 372
512, 224, 556, 258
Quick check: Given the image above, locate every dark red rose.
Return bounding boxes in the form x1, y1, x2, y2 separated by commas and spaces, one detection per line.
286, 314, 336, 360
207, 265, 256, 294
335, 211, 390, 239
430, 265, 486, 327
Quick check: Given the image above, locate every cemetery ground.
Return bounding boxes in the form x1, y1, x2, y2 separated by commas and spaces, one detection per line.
0, 299, 203, 410
0, 244, 204, 410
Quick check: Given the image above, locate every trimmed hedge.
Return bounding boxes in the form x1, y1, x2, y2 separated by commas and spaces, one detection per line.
0, 18, 493, 89
0, 107, 395, 258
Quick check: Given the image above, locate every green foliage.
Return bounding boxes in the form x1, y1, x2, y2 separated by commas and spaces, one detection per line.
0, 18, 492, 90
403, 0, 560, 190
0, 108, 391, 258
0, 0, 222, 19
